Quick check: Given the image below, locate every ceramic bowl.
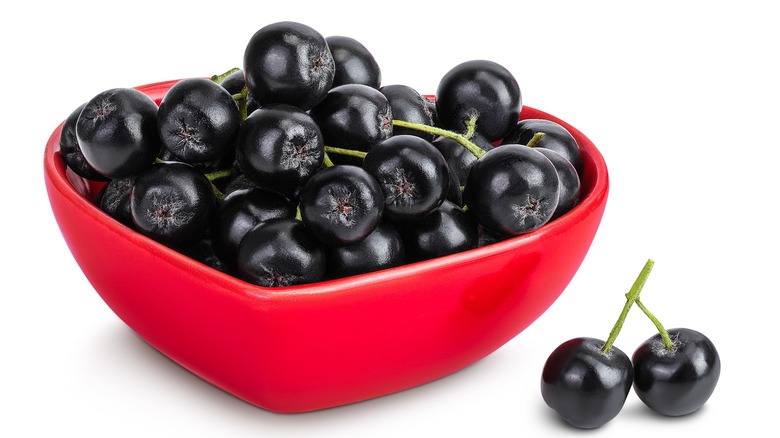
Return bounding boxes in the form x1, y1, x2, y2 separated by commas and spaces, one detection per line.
44, 79, 609, 413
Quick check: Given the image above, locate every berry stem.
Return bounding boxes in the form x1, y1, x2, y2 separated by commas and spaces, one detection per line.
324, 146, 367, 159
323, 153, 335, 167
210, 67, 240, 85
204, 168, 233, 182
525, 132, 546, 148
232, 86, 249, 122
635, 298, 675, 350
464, 114, 478, 140
601, 258, 655, 354
210, 183, 225, 202
392, 119, 485, 158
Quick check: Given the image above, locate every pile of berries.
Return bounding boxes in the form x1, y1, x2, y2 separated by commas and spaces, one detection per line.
59, 21, 583, 287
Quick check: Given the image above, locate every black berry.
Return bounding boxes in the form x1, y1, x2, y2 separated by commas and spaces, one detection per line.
59, 102, 108, 181
325, 221, 405, 279
235, 104, 324, 197
326, 35, 382, 89
363, 135, 449, 222
632, 328, 721, 416
130, 162, 216, 247
243, 21, 335, 111
210, 187, 297, 269
309, 83, 393, 152
435, 59, 521, 141
502, 119, 582, 175
76, 87, 161, 179
157, 77, 240, 165
463, 144, 559, 235
541, 338, 634, 429
299, 164, 385, 246
236, 218, 326, 287
401, 200, 478, 262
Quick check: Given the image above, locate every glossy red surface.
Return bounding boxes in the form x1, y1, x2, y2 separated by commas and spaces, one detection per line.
44, 79, 609, 413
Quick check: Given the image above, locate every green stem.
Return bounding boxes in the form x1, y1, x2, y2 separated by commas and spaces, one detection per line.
525, 132, 546, 148
464, 114, 478, 140
392, 119, 485, 158
601, 258, 655, 354
324, 146, 367, 159
323, 153, 335, 167
205, 168, 233, 182
295, 205, 302, 221
211, 67, 240, 84
211, 183, 225, 202
232, 85, 249, 122
635, 298, 674, 350
238, 95, 248, 122
205, 168, 231, 202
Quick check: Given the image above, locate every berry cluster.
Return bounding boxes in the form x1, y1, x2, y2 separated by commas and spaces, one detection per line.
59, 21, 583, 287
541, 259, 721, 429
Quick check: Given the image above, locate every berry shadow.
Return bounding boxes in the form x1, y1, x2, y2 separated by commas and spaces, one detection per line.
535, 403, 611, 433
619, 399, 711, 422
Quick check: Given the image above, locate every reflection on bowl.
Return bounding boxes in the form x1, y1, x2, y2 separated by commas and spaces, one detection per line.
44, 79, 608, 413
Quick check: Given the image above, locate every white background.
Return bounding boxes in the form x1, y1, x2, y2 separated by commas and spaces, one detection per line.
3, 1, 777, 436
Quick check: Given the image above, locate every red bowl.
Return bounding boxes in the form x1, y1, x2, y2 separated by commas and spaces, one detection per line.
44, 79, 609, 413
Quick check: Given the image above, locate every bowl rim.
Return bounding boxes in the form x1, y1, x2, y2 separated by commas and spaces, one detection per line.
44, 79, 609, 302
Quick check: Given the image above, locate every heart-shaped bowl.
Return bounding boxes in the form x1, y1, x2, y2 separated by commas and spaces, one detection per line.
44, 79, 609, 413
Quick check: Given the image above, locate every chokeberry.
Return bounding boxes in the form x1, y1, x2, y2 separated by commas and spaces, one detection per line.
632, 328, 721, 417
98, 176, 136, 229
379, 84, 435, 141
363, 135, 450, 222
76, 87, 161, 179
175, 237, 229, 274
309, 83, 393, 152
236, 218, 326, 287
235, 104, 324, 197
299, 164, 385, 247
532, 147, 580, 220
157, 77, 241, 165
401, 200, 478, 262
325, 221, 405, 279
210, 187, 297, 269
435, 59, 522, 141
502, 118, 582, 175
59, 102, 107, 181
629, 290, 721, 418
130, 162, 216, 247
326, 35, 382, 89
542, 337, 634, 429
243, 21, 335, 111
463, 144, 559, 235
